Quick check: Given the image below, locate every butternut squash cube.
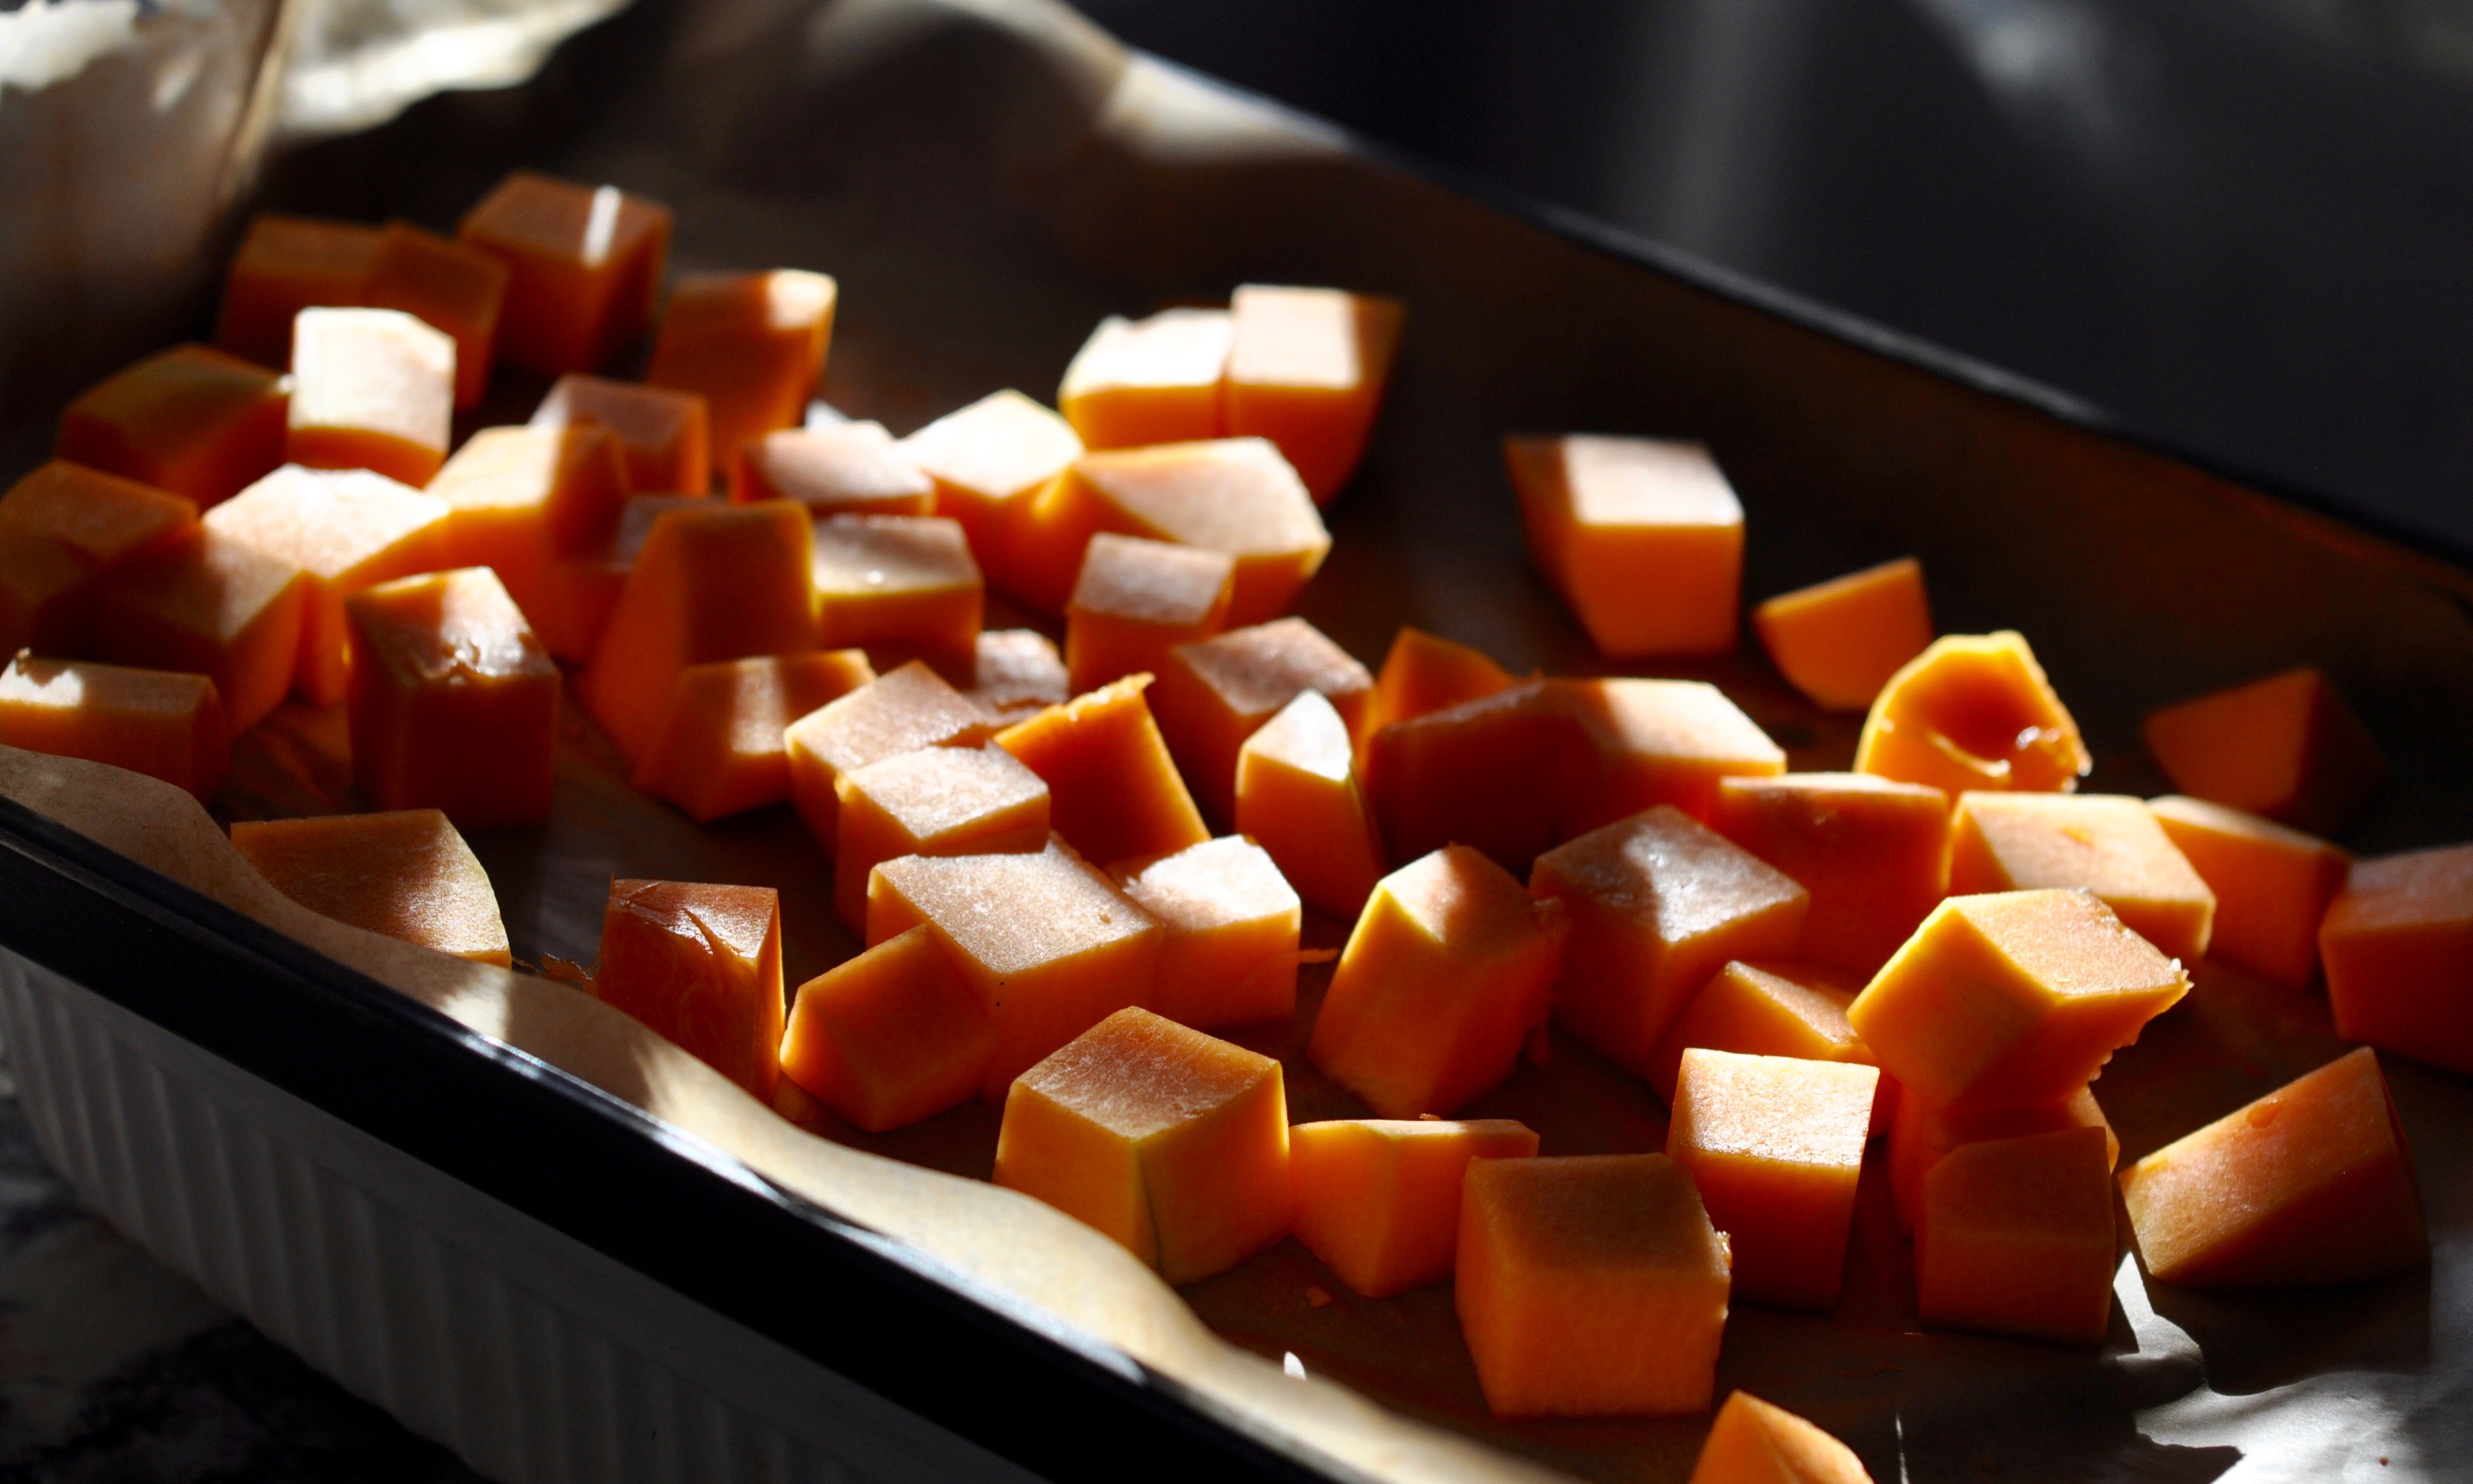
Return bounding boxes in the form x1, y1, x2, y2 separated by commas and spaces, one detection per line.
458, 172, 671, 375
0, 655, 226, 803
1064, 534, 1235, 694
1112, 836, 1303, 1030
92, 528, 306, 738
1507, 435, 1742, 658
734, 421, 934, 515
1364, 625, 1517, 737
994, 674, 1208, 868
345, 567, 558, 827
2318, 843, 2473, 1075
1915, 1125, 2117, 1346
1667, 1048, 1877, 1309
430, 423, 629, 631
1364, 680, 1574, 869
966, 627, 1070, 723
810, 513, 983, 677
1290, 1117, 1537, 1298
2142, 667, 2386, 836
646, 270, 837, 481
1708, 772, 1952, 975
531, 374, 711, 494
1234, 688, 1386, 920
1646, 961, 1888, 1133
285, 308, 455, 487
1154, 617, 1373, 824
1888, 1085, 2117, 1236
784, 660, 996, 847
362, 222, 509, 409
0, 461, 198, 656
215, 215, 382, 370
636, 650, 875, 824
55, 344, 288, 509
1689, 1391, 1876, 1484
2149, 795, 2348, 988
1059, 308, 1236, 451
531, 492, 696, 663
596, 879, 783, 1100
779, 925, 996, 1132
1456, 1153, 1731, 1418
995, 1005, 1289, 1283
1949, 792, 2217, 961
1223, 285, 1404, 504
1752, 557, 1934, 713
1310, 845, 1568, 1116
1556, 677, 1789, 832
1856, 631, 2089, 797
1532, 807, 1809, 1080
231, 808, 508, 965
833, 742, 1050, 930
2118, 1046, 2425, 1288
898, 390, 1081, 587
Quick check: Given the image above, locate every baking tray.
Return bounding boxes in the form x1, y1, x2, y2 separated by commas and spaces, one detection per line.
2, 0, 2469, 1479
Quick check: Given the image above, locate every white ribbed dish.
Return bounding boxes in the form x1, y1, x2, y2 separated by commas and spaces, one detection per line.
0, 950, 1040, 1484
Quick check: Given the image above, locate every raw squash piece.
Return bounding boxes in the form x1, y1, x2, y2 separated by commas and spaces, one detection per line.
1708, 773, 1951, 974
1667, 1049, 1877, 1309
994, 1006, 1290, 1283
285, 308, 456, 487
1532, 807, 1809, 1080
1290, 1118, 1537, 1298
1856, 631, 2089, 797
1363, 626, 1517, 737
1058, 308, 1235, 451
636, 650, 875, 824
1506, 435, 1742, 658
1556, 677, 1788, 832
1849, 890, 2187, 1112
1646, 961, 1885, 1126
1914, 1125, 2117, 1346
2318, 843, 2473, 1075
967, 628, 1070, 723
2149, 795, 2348, 988
2143, 667, 2387, 836
994, 674, 1208, 867
231, 808, 509, 965
1457, 1153, 1731, 1419
1689, 1390, 1876, 1484
646, 270, 838, 480
779, 925, 997, 1132
576, 500, 814, 769
55, 344, 288, 509
431, 424, 630, 630
596, 879, 783, 1100
1888, 1085, 2117, 1236
531, 374, 711, 494
529, 494, 698, 664
1223, 285, 1404, 504
215, 215, 383, 369
1752, 557, 1935, 713
345, 567, 558, 826
898, 390, 1081, 587
458, 172, 671, 375
810, 514, 983, 677
784, 660, 997, 847
203, 464, 451, 707
1015, 438, 1330, 621
361, 222, 510, 409
867, 837, 1163, 1096
1309, 845, 1568, 1116
92, 528, 306, 738
0, 462, 198, 656
833, 743, 1049, 930
1112, 836, 1303, 1030
1364, 680, 1575, 868
1063, 534, 1235, 694
1234, 689, 1386, 920
1949, 793, 2218, 961
0, 656, 226, 803
1153, 617, 1374, 824
734, 421, 934, 515
2118, 1047, 2425, 1288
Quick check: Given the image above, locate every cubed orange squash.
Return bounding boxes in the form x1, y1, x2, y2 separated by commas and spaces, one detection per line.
1556, 677, 1788, 832
1058, 308, 1235, 451
779, 925, 997, 1132
1708, 773, 1951, 975
458, 172, 671, 375
1532, 807, 1808, 1081
215, 215, 383, 370
1949, 793, 2217, 961
203, 464, 451, 707
810, 514, 983, 678
2318, 843, 2473, 1075
1915, 1125, 2117, 1346
1064, 534, 1235, 694
784, 660, 997, 847
898, 390, 1081, 585
1856, 631, 2089, 797
1689, 1391, 1876, 1484
995, 1006, 1289, 1283
55, 344, 288, 509
646, 271, 837, 481
1223, 285, 1404, 504
1667, 1048, 1877, 1309
1364, 680, 1576, 869
576, 501, 814, 769
2143, 667, 2386, 836
966, 628, 1070, 724
1153, 617, 1373, 824
2149, 795, 2348, 988
833, 742, 1049, 930
1290, 1118, 1537, 1298
2118, 1046, 2425, 1288
361, 222, 510, 409
1363, 625, 1518, 737
0, 655, 226, 803
1234, 688, 1386, 920
734, 422, 934, 515
92, 528, 306, 738
231, 807, 509, 965
1014, 438, 1330, 621
1309, 845, 1568, 1116
1646, 961, 1889, 1133
430, 423, 629, 631
0, 462, 198, 656
1888, 1084, 2117, 1236
994, 674, 1208, 868
1752, 557, 1935, 713
596, 879, 783, 1100
1506, 435, 1742, 658
1456, 1153, 1731, 1419
1112, 836, 1302, 1030
1849, 890, 2187, 1112
635, 650, 875, 824
867, 837, 1163, 1097
285, 308, 456, 487
529, 494, 698, 664
345, 567, 558, 826
531, 374, 711, 494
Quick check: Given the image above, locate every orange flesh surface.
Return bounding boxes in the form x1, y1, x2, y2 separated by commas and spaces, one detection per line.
1058, 308, 1235, 451
344, 567, 558, 827
215, 215, 384, 370
1065, 534, 1235, 696
832, 742, 1050, 930
1223, 285, 1403, 504
993, 674, 1209, 869
532, 374, 711, 494
0, 655, 226, 803
966, 628, 1071, 723
1364, 626, 1518, 737
898, 389, 1082, 593
1914, 1125, 2117, 1346
779, 925, 995, 1133
430, 423, 628, 633
735, 422, 933, 515
1507, 435, 1745, 659
1153, 617, 1373, 825
784, 660, 997, 847
1666, 1049, 1876, 1309
2142, 667, 2387, 837
635, 650, 877, 824
1365, 680, 1576, 869
1752, 556, 1935, 713
1646, 961, 1890, 1130
1948, 792, 2217, 961
2318, 841, 2473, 1075
1234, 687, 1386, 920
1887, 1083, 2118, 1236
1289, 1118, 1536, 1299
1555, 677, 1787, 833
1708, 772, 1951, 975
1111, 836, 1303, 1031
0, 461, 198, 657
285, 308, 457, 488
646, 271, 837, 481
362, 222, 509, 408
458, 171, 671, 376
810, 514, 983, 677
55, 344, 288, 509
231, 808, 509, 966
596, 878, 784, 1101
2148, 795, 2348, 989
1856, 631, 2089, 797
92, 527, 306, 740
531, 493, 697, 663
1688, 1389, 1876, 1484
